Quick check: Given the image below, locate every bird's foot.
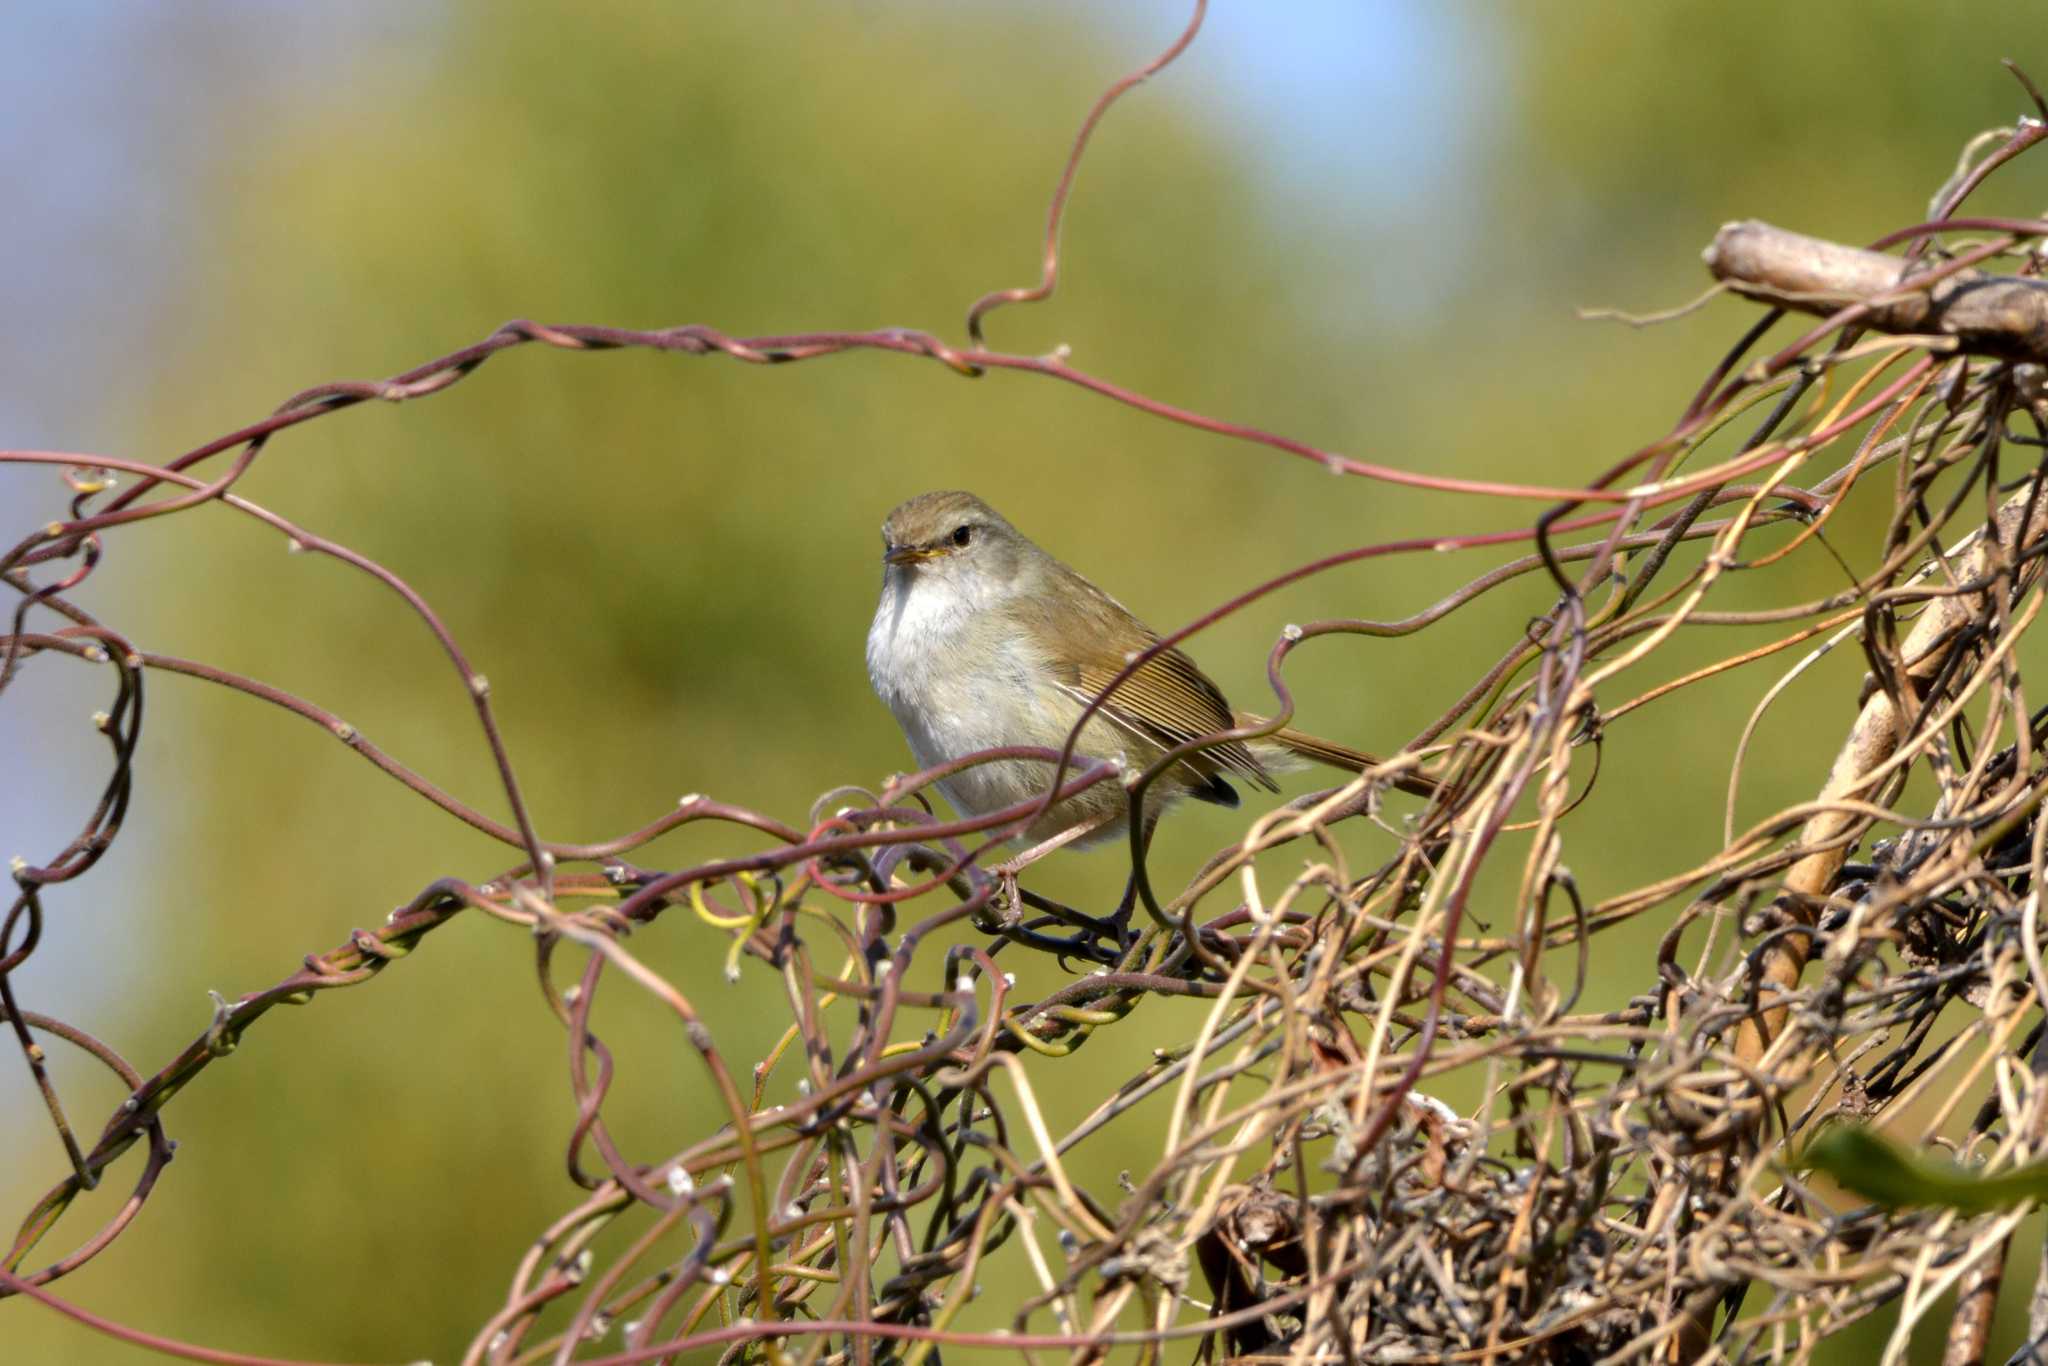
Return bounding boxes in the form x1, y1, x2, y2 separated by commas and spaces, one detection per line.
1008, 916, 1126, 971
1018, 888, 1130, 970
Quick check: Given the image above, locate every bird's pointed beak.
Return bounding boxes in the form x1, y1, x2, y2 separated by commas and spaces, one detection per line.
884, 544, 939, 567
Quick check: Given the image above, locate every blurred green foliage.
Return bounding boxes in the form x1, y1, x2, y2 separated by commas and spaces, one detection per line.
8, 2, 2048, 1361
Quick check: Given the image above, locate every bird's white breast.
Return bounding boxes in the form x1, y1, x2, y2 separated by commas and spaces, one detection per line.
867, 569, 1083, 821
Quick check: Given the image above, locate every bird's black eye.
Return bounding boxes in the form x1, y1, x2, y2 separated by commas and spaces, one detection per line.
951, 524, 972, 548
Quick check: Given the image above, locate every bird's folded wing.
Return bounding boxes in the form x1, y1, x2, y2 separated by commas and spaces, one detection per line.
1059, 644, 1279, 793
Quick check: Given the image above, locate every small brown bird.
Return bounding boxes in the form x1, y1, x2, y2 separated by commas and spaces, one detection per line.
865, 491, 1422, 863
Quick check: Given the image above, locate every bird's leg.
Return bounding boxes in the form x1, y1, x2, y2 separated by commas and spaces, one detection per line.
990, 809, 1118, 915
1108, 808, 1162, 941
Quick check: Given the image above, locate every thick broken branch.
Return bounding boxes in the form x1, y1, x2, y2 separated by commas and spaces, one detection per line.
1705, 219, 2048, 361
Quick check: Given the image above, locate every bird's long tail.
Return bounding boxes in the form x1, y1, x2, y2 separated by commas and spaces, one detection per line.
1238, 713, 1439, 800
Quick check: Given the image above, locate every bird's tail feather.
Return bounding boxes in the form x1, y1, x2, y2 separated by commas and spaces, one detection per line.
1238, 713, 1438, 799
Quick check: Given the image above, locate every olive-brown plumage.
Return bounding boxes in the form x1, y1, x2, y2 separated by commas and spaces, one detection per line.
866, 491, 1416, 850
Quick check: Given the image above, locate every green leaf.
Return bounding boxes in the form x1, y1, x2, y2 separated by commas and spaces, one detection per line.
1802, 1125, 2048, 1214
